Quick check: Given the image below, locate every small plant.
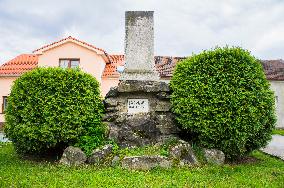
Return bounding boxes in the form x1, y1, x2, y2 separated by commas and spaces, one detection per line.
4, 67, 105, 155
191, 143, 207, 164
170, 46, 276, 160
160, 137, 180, 156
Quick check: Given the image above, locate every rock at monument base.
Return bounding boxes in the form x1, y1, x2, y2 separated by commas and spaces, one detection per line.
121, 155, 172, 170
203, 149, 225, 165
103, 80, 180, 148
169, 141, 199, 166
87, 144, 113, 164
59, 146, 87, 166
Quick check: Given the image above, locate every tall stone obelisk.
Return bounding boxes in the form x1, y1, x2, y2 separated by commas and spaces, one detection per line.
120, 11, 160, 81
103, 11, 179, 148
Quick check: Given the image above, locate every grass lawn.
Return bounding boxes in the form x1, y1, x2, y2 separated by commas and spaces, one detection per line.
0, 143, 284, 187
273, 129, 284, 136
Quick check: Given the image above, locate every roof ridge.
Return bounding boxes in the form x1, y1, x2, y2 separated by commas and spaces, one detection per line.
32, 36, 106, 53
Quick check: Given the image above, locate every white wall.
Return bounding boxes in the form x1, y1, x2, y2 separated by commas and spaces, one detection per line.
270, 80, 284, 128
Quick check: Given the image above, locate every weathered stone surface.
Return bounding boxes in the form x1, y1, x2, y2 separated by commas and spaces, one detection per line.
104, 80, 179, 148
59, 146, 87, 166
105, 106, 119, 112
169, 141, 199, 166
156, 92, 170, 99
156, 114, 180, 135
102, 113, 118, 122
203, 149, 225, 165
153, 81, 170, 92
108, 124, 120, 141
87, 144, 113, 164
117, 80, 170, 93
120, 11, 159, 81
105, 87, 119, 98
155, 101, 171, 112
104, 98, 118, 107
114, 113, 162, 148
121, 155, 172, 170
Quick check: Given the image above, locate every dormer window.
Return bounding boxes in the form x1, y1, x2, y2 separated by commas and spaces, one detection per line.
59, 59, 80, 69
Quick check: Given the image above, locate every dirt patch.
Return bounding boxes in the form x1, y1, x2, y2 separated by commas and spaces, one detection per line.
226, 156, 260, 165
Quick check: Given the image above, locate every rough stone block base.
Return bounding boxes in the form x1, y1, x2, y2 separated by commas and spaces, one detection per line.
103, 80, 180, 147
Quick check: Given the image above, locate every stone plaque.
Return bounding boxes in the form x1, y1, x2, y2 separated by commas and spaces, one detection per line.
127, 99, 149, 113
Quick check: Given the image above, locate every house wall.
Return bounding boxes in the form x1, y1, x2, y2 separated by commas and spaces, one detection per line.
38, 42, 106, 84
0, 77, 17, 123
270, 80, 284, 128
101, 78, 120, 97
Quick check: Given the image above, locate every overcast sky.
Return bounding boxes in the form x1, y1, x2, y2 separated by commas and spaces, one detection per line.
0, 0, 284, 64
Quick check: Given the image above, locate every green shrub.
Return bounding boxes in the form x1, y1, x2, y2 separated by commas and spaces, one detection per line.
4, 67, 105, 155
170, 47, 276, 160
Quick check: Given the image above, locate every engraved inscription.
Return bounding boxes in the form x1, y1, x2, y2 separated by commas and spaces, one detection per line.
127, 99, 149, 113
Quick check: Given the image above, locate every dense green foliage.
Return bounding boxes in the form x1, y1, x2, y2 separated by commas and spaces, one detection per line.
170, 47, 276, 160
1, 143, 284, 187
4, 67, 105, 155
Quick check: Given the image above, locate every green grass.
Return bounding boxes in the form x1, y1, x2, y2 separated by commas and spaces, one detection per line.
273, 129, 284, 136
0, 143, 284, 188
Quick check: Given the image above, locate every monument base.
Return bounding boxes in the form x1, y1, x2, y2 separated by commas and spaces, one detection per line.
119, 70, 160, 81
103, 80, 180, 148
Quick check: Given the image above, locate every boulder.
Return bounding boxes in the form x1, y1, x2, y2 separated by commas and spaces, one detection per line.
121, 155, 172, 170
87, 144, 113, 164
169, 141, 199, 166
156, 92, 170, 100
105, 87, 119, 98
59, 146, 87, 166
203, 149, 225, 165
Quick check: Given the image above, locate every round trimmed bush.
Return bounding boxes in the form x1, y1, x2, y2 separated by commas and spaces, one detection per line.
170, 47, 276, 160
4, 67, 105, 155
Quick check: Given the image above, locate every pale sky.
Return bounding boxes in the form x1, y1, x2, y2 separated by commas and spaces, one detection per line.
0, 0, 284, 64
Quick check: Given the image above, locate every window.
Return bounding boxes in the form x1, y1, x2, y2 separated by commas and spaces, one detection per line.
59, 59, 80, 69
2, 96, 8, 113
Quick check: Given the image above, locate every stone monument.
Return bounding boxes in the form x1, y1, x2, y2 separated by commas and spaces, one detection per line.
103, 11, 179, 148
120, 11, 159, 81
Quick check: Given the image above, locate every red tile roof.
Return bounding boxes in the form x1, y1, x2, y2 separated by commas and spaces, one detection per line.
102, 55, 186, 78
102, 55, 124, 78
155, 56, 186, 77
0, 54, 38, 76
33, 36, 106, 54
261, 60, 284, 81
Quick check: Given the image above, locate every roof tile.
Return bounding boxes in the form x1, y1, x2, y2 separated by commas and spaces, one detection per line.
0, 54, 38, 76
